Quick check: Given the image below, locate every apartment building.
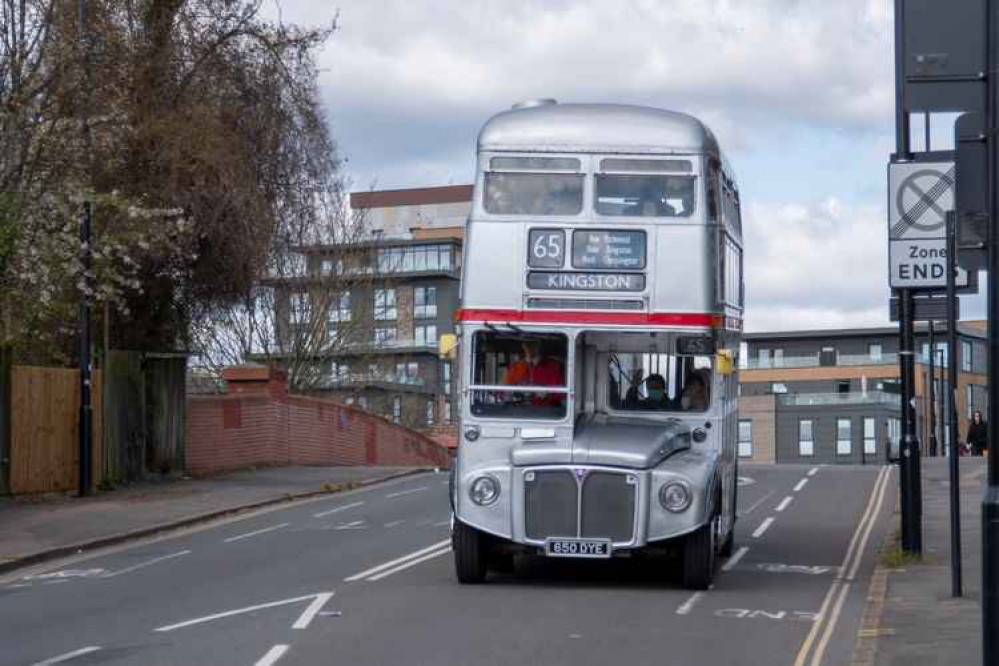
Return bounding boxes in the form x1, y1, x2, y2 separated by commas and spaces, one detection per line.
267, 185, 472, 430
738, 322, 989, 464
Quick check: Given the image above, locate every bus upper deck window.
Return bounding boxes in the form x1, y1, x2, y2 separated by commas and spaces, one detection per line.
595, 174, 696, 218
484, 172, 584, 216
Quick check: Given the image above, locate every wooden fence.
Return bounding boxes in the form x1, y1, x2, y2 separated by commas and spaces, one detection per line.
9, 366, 103, 495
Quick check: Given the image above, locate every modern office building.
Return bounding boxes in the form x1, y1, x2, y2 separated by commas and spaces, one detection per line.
265, 185, 472, 430
737, 322, 989, 464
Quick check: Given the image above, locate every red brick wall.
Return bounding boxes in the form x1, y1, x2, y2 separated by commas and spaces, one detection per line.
186, 372, 451, 475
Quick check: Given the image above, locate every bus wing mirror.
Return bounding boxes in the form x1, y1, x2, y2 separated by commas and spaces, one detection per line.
716, 350, 734, 376
438, 333, 458, 359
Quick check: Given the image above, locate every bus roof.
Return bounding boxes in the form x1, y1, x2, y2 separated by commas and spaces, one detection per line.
478, 103, 721, 157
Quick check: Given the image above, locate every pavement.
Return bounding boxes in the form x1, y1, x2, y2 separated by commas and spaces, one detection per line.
859, 457, 987, 666
0, 463, 894, 666
0, 466, 432, 572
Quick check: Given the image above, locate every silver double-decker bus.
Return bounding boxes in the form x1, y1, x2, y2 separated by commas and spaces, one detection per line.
447, 101, 744, 590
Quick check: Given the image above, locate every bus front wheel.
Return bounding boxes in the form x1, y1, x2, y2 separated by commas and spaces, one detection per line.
453, 519, 488, 584
681, 520, 716, 590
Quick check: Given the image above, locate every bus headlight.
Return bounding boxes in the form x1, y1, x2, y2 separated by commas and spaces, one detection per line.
659, 481, 692, 513
692, 428, 707, 443
469, 475, 500, 506
464, 426, 480, 442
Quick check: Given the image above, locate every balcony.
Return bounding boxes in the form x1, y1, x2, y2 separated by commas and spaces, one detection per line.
742, 353, 900, 370
777, 391, 901, 407
316, 372, 428, 390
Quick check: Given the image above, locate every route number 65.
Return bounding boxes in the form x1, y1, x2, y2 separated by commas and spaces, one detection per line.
528, 229, 565, 268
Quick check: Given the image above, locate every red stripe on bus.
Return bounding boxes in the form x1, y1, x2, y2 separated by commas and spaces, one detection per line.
455, 309, 728, 328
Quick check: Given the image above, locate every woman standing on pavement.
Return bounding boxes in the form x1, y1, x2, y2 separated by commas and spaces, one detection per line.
967, 409, 989, 456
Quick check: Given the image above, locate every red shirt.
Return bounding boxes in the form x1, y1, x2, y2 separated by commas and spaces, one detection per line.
504, 359, 565, 406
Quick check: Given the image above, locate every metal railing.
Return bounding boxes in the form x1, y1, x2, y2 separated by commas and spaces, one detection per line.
777, 391, 901, 407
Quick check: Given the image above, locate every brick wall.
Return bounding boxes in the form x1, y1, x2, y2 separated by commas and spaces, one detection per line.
738, 394, 777, 463
185, 367, 451, 475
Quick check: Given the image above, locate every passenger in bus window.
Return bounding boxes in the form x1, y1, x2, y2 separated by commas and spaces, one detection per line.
680, 370, 710, 411
639, 374, 672, 409
503, 340, 564, 405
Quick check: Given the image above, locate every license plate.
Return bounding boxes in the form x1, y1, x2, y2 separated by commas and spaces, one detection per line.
544, 538, 612, 559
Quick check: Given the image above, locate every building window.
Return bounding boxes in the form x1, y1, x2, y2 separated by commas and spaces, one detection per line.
426, 401, 435, 426
377, 245, 455, 274
773, 349, 784, 367
391, 396, 402, 423
359, 396, 368, 410
771, 383, 788, 394
395, 362, 419, 384
442, 361, 452, 394
799, 419, 814, 457
864, 417, 876, 455
290, 292, 310, 321
738, 420, 753, 458
869, 344, 883, 362
328, 292, 351, 323
837, 380, 850, 394
835, 418, 851, 456
415, 324, 438, 346
374, 327, 397, 345
444, 400, 452, 425
758, 348, 771, 368
374, 288, 397, 320
414, 286, 438, 319
321, 258, 343, 275
962, 340, 973, 372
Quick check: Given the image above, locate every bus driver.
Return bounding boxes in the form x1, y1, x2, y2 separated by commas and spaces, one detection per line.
503, 340, 565, 406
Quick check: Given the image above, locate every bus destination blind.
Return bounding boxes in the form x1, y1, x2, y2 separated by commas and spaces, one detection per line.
527, 272, 646, 291
572, 230, 646, 270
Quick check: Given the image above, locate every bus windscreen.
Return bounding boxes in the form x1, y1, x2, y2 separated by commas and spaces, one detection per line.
595, 174, 696, 217
484, 173, 584, 216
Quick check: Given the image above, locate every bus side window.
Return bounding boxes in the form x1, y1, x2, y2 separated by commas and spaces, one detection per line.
706, 161, 721, 222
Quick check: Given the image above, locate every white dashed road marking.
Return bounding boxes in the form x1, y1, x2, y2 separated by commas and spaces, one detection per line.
722, 546, 749, 572
313, 501, 365, 519
752, 517, 775, 539
387, 486, 428, 499
30, 647, 101, 666
676, 591, 706, 616
808, 467, 820, 477
254, 644, 290, 666
223, 523, 290, 543
101, 550, 191, 578
776, 496, 794, 512
793, 479, 809, 492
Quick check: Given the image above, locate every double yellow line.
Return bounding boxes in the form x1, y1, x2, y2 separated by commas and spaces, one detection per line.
793, 465, 893, 666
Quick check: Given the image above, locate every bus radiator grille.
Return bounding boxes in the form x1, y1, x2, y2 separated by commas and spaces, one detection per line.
525, 470, 577, 540
581, 472, 636, 542
524, 470, 636, 542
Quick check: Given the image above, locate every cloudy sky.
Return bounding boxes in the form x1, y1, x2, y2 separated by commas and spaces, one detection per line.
268, 0, 983, 332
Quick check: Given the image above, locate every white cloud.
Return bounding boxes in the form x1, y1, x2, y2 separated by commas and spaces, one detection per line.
743, 197, 890, 331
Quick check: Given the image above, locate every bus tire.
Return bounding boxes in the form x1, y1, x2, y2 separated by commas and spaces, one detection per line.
682, 521, 716, 590
719, 527, 735, 558
453, 520, 488, 584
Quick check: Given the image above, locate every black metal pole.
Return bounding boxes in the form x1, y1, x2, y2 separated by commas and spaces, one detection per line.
984, 0, 999, 660
929, 320, 938, 457
947, 212, 963, 598
894, 0, 921, 556
76, 0, 93, 496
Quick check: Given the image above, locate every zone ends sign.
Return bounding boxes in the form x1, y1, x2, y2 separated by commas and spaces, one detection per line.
887, 160, 970, 289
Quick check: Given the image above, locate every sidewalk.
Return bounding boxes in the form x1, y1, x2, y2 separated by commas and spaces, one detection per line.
858, 457, 986, 666
0, 465, 432, 572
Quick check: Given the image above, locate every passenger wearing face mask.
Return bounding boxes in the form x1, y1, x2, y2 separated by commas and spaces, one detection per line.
639, 374, 672, 410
